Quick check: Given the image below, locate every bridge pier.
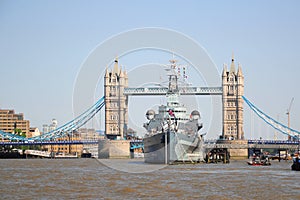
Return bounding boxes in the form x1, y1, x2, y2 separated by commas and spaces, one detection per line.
98, 140, 130, 159
206, 148, 230, 163
216, 139, 248, 159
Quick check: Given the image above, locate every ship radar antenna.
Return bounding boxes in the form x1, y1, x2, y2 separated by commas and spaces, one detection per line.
169, 52, 177, 67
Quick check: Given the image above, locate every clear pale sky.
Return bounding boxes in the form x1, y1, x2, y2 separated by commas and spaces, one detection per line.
0, 0, 299, 139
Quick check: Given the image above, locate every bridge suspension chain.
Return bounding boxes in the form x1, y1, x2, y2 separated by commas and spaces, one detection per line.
31, 96, 105, 141
0, 130, 28, 141
243, 96, 299, 139
0, 96, 105, 142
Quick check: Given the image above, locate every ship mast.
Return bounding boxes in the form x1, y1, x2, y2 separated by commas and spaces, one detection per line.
167, 59, 179, 94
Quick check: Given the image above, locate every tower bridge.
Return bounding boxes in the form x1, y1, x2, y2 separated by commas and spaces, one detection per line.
105, 56, 244, 141
0, 54, 299, 159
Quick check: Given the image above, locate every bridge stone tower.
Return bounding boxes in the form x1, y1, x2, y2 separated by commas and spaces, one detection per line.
104, 59, 128, 140
222, 55, 244, 140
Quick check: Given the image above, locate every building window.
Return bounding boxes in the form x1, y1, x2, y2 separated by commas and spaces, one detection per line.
227, 126, 232, 134
227, 126, 237, 135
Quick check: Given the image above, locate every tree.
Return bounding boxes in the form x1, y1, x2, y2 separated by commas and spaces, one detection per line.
14, 128, 26, 137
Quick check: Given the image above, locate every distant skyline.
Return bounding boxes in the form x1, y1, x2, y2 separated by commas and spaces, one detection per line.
1, 0, 299, 139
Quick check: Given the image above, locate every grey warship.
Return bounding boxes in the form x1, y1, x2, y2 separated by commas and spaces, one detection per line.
143, 59, 205, 164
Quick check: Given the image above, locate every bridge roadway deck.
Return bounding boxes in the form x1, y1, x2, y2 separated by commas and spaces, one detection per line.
203, 143, 299, 149
204, 139, 300, 150
1, 139, 299, 150
0, 140, 98, 146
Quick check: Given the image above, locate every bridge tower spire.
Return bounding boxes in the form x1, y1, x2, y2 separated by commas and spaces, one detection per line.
230, 52, 235, 73
104, 58, 128, 140
222, 55, 244, 140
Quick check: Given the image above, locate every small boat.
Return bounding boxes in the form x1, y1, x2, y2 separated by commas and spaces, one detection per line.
291, 140, 300, 171
81, 149, 92, 158
247, 155, 271, 166
291, 156, 300, 171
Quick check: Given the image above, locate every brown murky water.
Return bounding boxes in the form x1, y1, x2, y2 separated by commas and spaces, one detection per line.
0, 159, 299, 199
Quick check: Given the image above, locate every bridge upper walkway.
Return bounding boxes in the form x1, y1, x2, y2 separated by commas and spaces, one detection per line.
124, 87, 222, 95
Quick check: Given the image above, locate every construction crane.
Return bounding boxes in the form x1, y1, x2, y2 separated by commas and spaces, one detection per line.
286, 97, 294, 141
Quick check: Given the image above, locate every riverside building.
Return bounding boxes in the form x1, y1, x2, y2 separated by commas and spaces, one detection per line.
0, 108, 30, 137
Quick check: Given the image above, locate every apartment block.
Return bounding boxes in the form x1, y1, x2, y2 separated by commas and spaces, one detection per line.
0, 109, 30, 137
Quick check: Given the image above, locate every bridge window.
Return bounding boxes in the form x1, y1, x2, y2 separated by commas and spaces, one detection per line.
227, 126, 231, 135
227, 126, 237, 135
228, 86, 234, 94
110, 114, 118, 121
111, 115, 114, 120
111, 86, 117, 92
111, 78, 116, 83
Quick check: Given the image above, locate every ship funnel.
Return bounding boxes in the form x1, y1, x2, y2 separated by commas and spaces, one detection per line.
190, 110, 200, 120
146, 110, 155, 120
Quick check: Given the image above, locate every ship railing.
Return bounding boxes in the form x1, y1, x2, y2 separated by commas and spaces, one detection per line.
204, 139, 217, 144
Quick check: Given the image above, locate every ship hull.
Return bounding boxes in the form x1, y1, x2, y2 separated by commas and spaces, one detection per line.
143, 131, 204, 164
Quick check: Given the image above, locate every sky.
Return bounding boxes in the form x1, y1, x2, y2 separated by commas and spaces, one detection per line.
0, 0, 299, 140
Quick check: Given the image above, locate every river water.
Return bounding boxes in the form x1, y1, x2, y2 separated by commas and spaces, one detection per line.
0, 158, 299, 199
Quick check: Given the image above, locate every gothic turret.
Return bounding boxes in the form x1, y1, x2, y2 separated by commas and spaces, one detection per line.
222, 64, 228, 78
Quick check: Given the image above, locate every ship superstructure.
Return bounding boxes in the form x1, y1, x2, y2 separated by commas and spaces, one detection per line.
143, 59, 205, 164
